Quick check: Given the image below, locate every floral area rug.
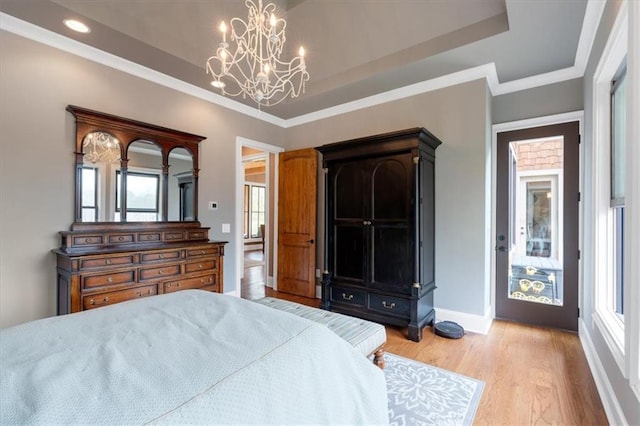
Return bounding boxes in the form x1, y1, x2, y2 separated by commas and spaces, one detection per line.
384, 353, 484, 426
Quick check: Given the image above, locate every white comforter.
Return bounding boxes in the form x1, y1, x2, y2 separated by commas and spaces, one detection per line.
1, 290, 388, 425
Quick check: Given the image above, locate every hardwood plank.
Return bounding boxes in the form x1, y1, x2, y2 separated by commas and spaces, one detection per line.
264, 290, 608, 426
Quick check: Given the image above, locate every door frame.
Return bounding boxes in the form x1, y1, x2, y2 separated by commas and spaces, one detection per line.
491, 111, 583, 323
235, 137, 284, 296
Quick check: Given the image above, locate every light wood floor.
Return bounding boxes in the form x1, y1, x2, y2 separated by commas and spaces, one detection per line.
244, 252, 607, 425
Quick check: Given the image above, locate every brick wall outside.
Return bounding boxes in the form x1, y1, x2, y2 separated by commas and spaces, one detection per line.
515, 137, 563, 171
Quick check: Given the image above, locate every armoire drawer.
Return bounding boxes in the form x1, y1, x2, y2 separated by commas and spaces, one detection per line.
82, 285, 157, 310
163, 275, 217, 293
368, 294, 410, 318
185, 259, 216, 274
330, 286, 367, 307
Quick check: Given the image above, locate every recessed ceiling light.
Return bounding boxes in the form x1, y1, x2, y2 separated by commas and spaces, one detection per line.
63, 19, 91, 34
211, 80, 226, 89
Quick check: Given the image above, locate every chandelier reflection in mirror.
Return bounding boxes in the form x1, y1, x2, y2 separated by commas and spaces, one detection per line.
82, 131, 121, 164
206, 0, 309, 108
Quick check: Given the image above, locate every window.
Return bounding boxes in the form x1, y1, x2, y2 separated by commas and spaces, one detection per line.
81, 167, 98, 221
591, 2, 631, 376
243, 184, 265, 239
115, 171, 160, 221
611, 63, 626, 318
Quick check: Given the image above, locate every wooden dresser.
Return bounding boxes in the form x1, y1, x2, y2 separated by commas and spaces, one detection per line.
55, 222, 227, 314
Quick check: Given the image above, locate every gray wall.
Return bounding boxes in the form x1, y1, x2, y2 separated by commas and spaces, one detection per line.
0, 31, 285, 328
492, 78, 584, 124
286, 79, 492, 317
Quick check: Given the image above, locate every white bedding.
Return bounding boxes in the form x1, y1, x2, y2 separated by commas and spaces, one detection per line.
0, 290, 388, 425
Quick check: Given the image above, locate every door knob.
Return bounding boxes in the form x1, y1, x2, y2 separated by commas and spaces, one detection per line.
497, 246, 506, 252
307, 239, 314, 244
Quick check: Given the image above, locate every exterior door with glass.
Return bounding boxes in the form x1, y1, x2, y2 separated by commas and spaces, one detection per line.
496, 121, 580, 331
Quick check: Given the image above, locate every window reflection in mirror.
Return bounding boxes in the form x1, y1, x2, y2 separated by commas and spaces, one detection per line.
115, 140, 163, 222
168, 147, 194, 221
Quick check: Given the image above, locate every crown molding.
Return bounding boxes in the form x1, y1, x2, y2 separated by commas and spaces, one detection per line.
1, 0, 605, 129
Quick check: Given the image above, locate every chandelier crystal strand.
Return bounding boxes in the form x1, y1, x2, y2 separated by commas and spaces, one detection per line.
206, 0, 309, 107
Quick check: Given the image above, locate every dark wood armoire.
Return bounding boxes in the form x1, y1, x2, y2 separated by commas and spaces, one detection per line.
317, 128, 442, 342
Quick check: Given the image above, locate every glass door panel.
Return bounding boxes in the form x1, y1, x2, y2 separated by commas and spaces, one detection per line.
508, 137, 564, 307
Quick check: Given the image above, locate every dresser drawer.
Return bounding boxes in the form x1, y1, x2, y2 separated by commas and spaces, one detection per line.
138, 232, 161, 243
82, 270, 135, 289
187, 230, 207, 240
140, 250, 181, 263
368, 294, 410, 318
82, 285, 157, 310
330, 286, 367, 307
163, 275, 217, 293
108, 234, 135, 244
185, 259, 216, 274
186, 246, 219, 257
80, 255, 135, 270
73, 235, 104, 247
139, 264, 181, 281
163, 231, 184, 241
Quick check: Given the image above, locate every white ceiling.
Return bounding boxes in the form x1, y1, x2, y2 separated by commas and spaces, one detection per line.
0, 0, 590, 121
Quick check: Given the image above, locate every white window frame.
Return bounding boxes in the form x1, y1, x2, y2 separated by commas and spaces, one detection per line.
592, 1, 640, 396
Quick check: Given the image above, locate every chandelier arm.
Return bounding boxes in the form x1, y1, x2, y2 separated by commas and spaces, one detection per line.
206, 0, 309, 107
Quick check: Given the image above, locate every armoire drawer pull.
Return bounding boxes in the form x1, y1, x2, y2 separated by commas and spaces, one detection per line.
382, 301, 395, 309
198, 264, 203, 269
157, 270, 163, 275
342, 293, 353, 301
107, 276, 113, 283
105, 259, 112, 265
159, 253, 164, 259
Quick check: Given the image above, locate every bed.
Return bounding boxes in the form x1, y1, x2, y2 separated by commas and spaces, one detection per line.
0, 290, 389, 425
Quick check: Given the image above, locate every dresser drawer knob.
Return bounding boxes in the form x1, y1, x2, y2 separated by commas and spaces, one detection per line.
157, 270, 163, 275
118, 236, 124, 241
159, 254, 164, 259
201, 250, 206, 255
198, 264, 203, 269
89, 299, 95, 305
107, 276, 113, 283
342, 293, 353, 301
382, 301, 395, 309
105, 259, 112, 265
176, 282, 181, 287
85, 238, 92, 243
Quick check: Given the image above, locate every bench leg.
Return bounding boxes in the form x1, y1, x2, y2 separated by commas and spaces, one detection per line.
373, 348, 385, 369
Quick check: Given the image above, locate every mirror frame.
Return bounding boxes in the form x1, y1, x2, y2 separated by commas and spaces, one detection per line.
67, 105, 205, 225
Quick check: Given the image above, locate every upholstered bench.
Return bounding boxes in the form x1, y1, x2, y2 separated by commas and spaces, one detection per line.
254, 297, 387, 368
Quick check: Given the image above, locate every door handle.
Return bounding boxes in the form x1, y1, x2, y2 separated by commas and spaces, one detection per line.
497, 246, 506, 252
307, 239, 314, 244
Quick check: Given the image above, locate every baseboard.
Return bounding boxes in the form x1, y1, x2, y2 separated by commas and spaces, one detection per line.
434, 307, 493, 335
578, 318, 628, 426
224, 290, 239, 297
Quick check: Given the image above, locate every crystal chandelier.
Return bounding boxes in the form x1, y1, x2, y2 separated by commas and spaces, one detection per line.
206, 0, 309, 108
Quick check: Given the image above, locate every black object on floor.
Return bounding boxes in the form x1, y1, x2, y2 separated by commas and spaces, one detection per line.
434, 321, 464, 339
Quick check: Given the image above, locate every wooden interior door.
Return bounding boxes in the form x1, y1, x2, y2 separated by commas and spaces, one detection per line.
277, 148, 317, 297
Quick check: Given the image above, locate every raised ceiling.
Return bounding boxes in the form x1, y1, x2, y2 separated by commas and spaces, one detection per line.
0, 0, 589, 120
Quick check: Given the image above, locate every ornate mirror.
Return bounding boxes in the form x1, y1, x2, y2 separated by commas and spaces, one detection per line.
67, 105, 204, 224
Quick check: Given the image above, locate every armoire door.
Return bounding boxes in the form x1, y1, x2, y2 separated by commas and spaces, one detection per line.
330, 160, 367, 287
368, 153, 414, 294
